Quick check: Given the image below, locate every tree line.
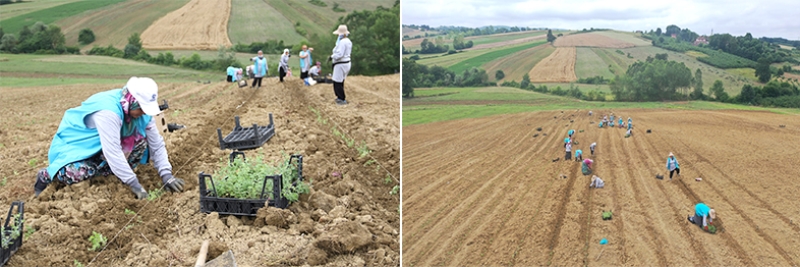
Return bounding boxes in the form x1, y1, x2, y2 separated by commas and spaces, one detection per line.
402, 57, 493, 97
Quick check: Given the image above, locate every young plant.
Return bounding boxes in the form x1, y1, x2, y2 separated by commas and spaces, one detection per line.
124, 209, 136, 215
357, 142, 371, 158
147, 188, 163, 201
390, 185, 399, 195
1, 213, 23, 249
1, 176, 6, 186
384, 175, 392, 185
74, 260, 84, 267
27, 158, 38, 168
23, 226, 35, 241
88, 231, 107, 251
213, 153, 309, 203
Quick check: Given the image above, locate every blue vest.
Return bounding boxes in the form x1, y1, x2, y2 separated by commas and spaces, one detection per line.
46, 89, 150, 177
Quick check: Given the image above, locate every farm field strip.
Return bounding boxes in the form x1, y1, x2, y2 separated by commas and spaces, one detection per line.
575, 47, 615, 79
483, 44, 555, 82
141, 0, 233, 50
228, 0, 304, 44
528, 47, 577, 82
450, 41, 547, 74
0, 0, 125, 34
554, 32, 636, 48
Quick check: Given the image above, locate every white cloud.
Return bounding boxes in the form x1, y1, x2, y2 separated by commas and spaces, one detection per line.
402, 0, 800, 38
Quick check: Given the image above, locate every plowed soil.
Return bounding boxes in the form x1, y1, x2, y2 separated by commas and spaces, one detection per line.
402, 109, 800, 266
0, 74, 400, 266
554, 32, 636, 48
528, 47, 577, 83
140, 0, 233, 50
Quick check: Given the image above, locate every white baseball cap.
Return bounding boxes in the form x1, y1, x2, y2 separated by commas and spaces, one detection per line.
126, 77, 161, 116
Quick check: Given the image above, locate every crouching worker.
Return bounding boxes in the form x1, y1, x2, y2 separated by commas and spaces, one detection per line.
575, 149, 583, 162
688, 202, 716, 232
589, 175, 604, 188
34, 77, 186, 199
582, 158, 593, 175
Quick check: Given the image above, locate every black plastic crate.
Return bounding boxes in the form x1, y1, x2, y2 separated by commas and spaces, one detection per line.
198, 154, 303, 216
1, 201, 24, 267
217, 114, 275, 150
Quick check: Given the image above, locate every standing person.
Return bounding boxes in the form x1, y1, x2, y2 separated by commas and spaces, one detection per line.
590, 142, 597, 155
299, 45, 313, 81
331, 25, 352, 105
688, 202, 716, 231
279, 49, 290, 83
565, 141, 573, 161
575, 149, 583, 161
34, 77, 185, 199
666, 152, 680, 180
250, 50, 267, 88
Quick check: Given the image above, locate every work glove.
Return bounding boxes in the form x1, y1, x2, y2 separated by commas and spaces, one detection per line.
703, 225, 709, 231
131, 184, 148, 200
162, 174, 186, 193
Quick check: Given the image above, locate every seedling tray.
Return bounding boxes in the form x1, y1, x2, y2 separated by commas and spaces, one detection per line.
198, 154, 303, 216
1, 201, 24, 267
217, 114, 275, 150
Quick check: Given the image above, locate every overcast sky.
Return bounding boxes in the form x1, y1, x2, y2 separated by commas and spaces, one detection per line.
402, 0, 800, 39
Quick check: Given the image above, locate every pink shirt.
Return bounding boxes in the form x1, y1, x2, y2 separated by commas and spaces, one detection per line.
584, 159, 593, 168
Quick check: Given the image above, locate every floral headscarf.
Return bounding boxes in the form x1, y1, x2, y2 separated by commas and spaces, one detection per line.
120, 88, 148, 154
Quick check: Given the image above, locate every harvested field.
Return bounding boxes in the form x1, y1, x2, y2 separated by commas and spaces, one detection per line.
140, 0, 233, 50
0, 74, 400, 266
529, 46, 577, 83
402, 109, 800, 266
483, 44, 555, 82
468, 34, 546, 50
555, 32, 637, 48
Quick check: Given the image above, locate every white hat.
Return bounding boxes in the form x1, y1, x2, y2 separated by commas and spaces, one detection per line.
126, 77, 161, 116
333, 24, 349, 35
669, 152, 674, 157
709, 209, 716, 219
284, 49, 290, 54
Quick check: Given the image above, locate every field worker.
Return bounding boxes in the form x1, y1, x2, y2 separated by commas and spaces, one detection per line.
590, 142, 597, 155
564, 137, 571, 144
628, 117, 632, 125
568, 129, 575, 138
226, 66, 236, 82
575, 149, 583, 161
618, 117, 623, 127
565, 140, 572, 161
666, 152, 680, 180
279, 49, 290, 82
582, 158, 594, 175
609, 121, 614, 127
627, 121, 633, 131
598, 122, 603, 128
331, 24, 352, 105
610, 114, 614, 122
299, 45, 313, 81
588, 110, 593, 116
250, 50, 267, 88
625, 128, 632, 138
305, 61, 322, 86
589, 175, 604, 188
34, 77, 185, 199
688, 202, 716, 231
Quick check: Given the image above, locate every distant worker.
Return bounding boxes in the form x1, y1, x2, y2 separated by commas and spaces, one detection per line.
34, 77, 185, 199
618, 117, 624, 128
305, 61, 322, 86
568, 129, 575, 138
250, 50, 268, 88
628, 117, 632, 125
565, 140, 573, 161
565, 137, 571, 144
628, 121, 633, 131
598, 122, 603, 128
609, 121, 614, 127
688, 202, 716, 231
610, 114, 615, 122
588, 111, 593, 116
590, 142, 597, 155
575, 149, 583, 161
666, 152, 680, 180
279, 49, 290, 82
299, 45, 313, 81
331, 24, 352, 105
626, 128, 632, 138
589, 175, 604, 188
582, 158, 594, 175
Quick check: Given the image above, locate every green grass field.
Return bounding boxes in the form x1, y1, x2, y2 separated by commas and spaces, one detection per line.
0, 0, 126, 34
725, 68, 759, 82
483, 44, 554, 82
468, 31, 547, 46
165, 50, 302, 72
403, 86, 799, 126
575, 47, 615, 79
57, 0, 189, 48
262, 0, 393, 41
449, 41, 547, 74
0, 54, 217, 86
229, 0, 306, 44
416, 49, 490, 68
0, 0, 82, 20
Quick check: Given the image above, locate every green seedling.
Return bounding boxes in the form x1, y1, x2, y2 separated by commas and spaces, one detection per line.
364, 159, 376, 166
124, 209, 136, 215
147, 188, 163, 201
345, 137, 355, 148
0, 214, 23, 249
357, 142, 371, 158
384, 175, 392, 185
214, 153, 309, 202
74, 260, 84, 267
1, 177, 7, 186
88, 231, 107, 251
390, 185, 399, 195
24, 226, 35, 241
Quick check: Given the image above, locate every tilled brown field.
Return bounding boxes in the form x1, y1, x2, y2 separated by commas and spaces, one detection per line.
140, 0, 233, 50
402, 109, 800, 266
0, 75, 400, 266
528, 47, 577, 83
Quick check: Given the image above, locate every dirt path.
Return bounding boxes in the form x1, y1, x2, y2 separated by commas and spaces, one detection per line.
402, 108, 800, 266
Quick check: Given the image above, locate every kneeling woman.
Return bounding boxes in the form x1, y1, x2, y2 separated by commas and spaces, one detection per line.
34, 77, 185, 199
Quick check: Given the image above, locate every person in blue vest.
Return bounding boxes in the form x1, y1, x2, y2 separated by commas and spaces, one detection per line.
666, 152, 680, 180
568, 129, 575, 138
618, 117, 624, 128
688, 202, 716, 231
34, 77, 185, 199
575, 149, 583, 161
299, 45, 313, 81
250, 50, 268, 88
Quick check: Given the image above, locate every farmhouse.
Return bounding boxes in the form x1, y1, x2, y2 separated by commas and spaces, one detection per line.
694, 35, 709, 46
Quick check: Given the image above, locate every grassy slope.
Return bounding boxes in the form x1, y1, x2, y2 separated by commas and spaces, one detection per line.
402, 87, 800, 126
229, 0, 304, 44
0, 54, 216, 86
56, 0, 190, 48
575, 47, 614, 79
0, 0, 126, 34
0, 0, 82, 20
262, 0, 393, 42
165, 50, 301, 72
449, 40, 547, 74
468, 31, 546, 46
416, 50, 489, 68
483, 44, 555, 82
593, 31, 652, 46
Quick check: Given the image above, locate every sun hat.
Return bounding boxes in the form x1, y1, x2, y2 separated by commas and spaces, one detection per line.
669, 152, 674, 157
333, 25, 349, 35
284, 49, 290, 54
709, 209, 716, 219
125, 77, 160, 116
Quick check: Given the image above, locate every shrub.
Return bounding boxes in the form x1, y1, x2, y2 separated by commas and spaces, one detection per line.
78, 28, 95, 45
